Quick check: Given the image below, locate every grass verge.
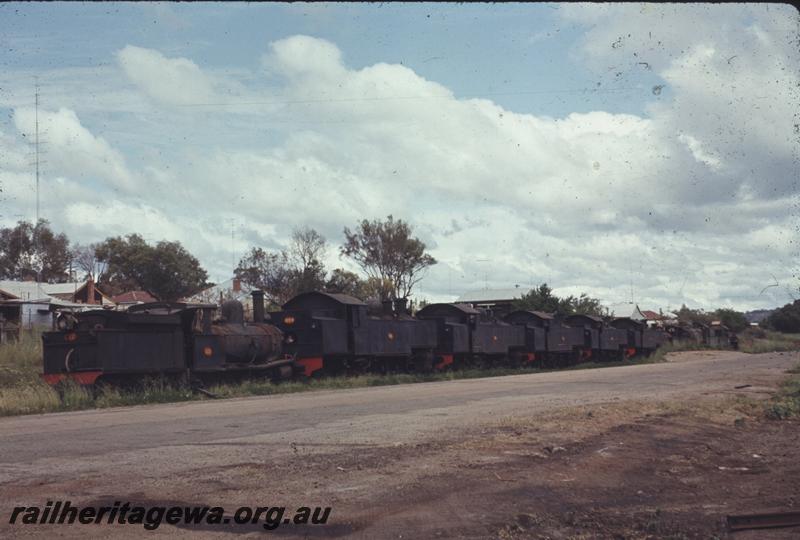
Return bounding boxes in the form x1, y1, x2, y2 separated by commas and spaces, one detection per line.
739, 330, 800, 354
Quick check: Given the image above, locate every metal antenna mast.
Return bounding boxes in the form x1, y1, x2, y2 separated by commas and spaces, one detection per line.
34, 78, 40, 226
33, 79, 43, 294
224, 218, 237, 276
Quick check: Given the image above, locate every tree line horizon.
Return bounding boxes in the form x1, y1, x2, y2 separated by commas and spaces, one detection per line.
0, 217, 797, 332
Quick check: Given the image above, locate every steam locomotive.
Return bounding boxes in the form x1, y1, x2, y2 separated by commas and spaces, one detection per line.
269, 291, 672, 377
41, 291, 292, 387
41, 289, 722, 387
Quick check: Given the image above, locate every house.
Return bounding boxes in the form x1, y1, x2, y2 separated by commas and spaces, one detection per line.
112, 290, 158, 308
629, 304, 670, 327
0, 278, 114, 307
455, 287, 527, 317
182, 278, 255, 317
0, 278, 114, 342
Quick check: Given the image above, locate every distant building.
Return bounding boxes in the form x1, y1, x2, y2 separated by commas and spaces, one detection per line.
182, 278, 255, 318
629, 305, 647, 321
0, 278, 114, 342
629, 304, 671, 327
455, 287, 526, 317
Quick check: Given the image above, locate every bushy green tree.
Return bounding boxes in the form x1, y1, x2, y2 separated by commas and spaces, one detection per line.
512, 283, 607, 316
0, 220, 71, 282
341, 215, 436, 301
764, 300, 800, 333
674, 304, 713, 325
95, 234, 209, 301
325, 268, 365, 297
236, 227, 328, 306
713, 308, 749, 332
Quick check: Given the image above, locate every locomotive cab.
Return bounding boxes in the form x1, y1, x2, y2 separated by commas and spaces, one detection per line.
416, 303, 524, 368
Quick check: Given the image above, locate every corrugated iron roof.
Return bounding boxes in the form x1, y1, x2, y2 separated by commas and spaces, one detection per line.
455, 288, 526, 303
113, 290, 158, 304
284, 291, 366, 307
0, 280, 54, 301
418, 303, 480, 316
0, 280, 114, 306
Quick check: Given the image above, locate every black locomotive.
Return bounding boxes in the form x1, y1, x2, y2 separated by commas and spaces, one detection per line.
42, 291, 292, 387
41, 288, 725, 387
270, 291, 438, 376
269, 293, 674, 378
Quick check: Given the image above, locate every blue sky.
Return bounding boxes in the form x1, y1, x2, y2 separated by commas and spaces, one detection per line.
1, 3, 665, 114
0, 3, 797, 312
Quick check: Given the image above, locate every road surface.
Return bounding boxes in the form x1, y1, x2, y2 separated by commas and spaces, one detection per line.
1, 350, 797, 538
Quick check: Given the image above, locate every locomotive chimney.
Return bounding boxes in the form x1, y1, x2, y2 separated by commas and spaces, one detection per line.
252, 290, 265, 323
393, 297, 407, 316
233, 278, 241, 293
381, 299, 394, 317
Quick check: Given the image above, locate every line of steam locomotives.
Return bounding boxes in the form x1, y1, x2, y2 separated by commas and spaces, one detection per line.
41, 290, 731, 387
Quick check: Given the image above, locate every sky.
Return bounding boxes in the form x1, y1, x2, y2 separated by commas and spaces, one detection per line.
0, 2, 798, 314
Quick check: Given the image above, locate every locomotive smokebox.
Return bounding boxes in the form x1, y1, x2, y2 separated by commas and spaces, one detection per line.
252, 290, 265, 323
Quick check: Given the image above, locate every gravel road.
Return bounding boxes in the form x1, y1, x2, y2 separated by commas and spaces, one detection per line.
1, 350, 796, 538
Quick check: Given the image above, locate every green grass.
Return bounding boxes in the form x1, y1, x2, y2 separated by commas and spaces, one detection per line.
764, 363, 800, 420
739, 329, 800, 354
0, 331, 43, 388
0, 329, 797, 417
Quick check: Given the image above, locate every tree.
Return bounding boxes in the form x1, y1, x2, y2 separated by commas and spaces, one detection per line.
286, 227, 327, 294
512, 283, 562, 313
569, 293, 608, 317
341, 215, 436, 301
71, 242, 106, 281
512, 283, 607, 317
713, 308, 749, 332
325, 268, 365, 297
288, 226, 327, 271
764, 300, 800, 333
675, 304, 712, 325
235, 227, 329, 306
287, 258, 327, 298
0, 219, 71, 282
95, 234, 209, 301
234, 247, 295, 306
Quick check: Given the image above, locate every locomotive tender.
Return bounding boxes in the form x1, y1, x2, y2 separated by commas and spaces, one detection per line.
41, 288, 716, 387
